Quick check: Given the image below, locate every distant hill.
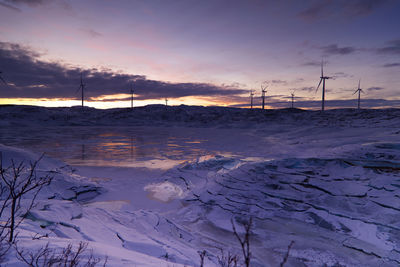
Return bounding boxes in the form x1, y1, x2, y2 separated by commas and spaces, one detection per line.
0, 104, 399, 128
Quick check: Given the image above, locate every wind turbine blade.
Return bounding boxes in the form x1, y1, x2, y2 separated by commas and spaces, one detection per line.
321, 61, 324, 76
76, 85, 82, 94
358, 79, 361, 90
353, 89, 358, 95
316, 78, 322, 92
0, 75, 7, 85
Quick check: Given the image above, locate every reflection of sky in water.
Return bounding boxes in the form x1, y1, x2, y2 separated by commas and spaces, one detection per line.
0, 126, 255, 168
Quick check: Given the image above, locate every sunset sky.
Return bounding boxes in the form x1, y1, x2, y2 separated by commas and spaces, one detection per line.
0, 0, 399, 109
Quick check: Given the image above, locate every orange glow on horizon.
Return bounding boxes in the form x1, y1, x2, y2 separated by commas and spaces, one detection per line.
0, 96, 244, 109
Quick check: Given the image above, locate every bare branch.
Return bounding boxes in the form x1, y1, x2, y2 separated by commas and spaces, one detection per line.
15, 241, 106, 267
198, 250, 206, 267
280, 241, 294, 267
231, 217, 252, 267
0, 154, 54, 242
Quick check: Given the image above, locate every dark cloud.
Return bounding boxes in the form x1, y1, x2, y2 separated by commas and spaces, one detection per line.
4, 0, 48, 6
377, 39, 400, 54
281, 95, 306, 100
0, 1, 20, 11
298, 0, 391, 21
367, 86, 384, 91
383, 63, 400, 67
296, 87, 315, 92
301, 61, 327, 67
321, 44, 358, 56
342, 0, 390, 16
0, 42, 247, 100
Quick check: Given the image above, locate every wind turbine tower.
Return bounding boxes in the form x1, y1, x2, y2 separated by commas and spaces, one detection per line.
316, 61, 330, 111
250, 90, 254, 109
290, 91, 295, 108
130, 84, 134, 109
78, 73, 85, 107
353, 79, 364, 109
165, 98, 168, 106
261, 83, 268, 110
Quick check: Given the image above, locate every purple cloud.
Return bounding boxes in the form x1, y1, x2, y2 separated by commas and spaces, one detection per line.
383, 63, 400, 67
299, 0, 391, 21
0, 42, 247, 100
367, 86, 384, 91
377, 39, 400, 54
321, 44, 358, 56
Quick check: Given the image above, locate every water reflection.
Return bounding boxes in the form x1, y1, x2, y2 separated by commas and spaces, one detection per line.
0, 126, 210, 168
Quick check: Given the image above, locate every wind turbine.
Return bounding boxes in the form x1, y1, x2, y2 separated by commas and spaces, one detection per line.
290, 90, 295, 108
130, 83, 134, 109
0, 71, 7, 85
353, 79, 364, 109
261, 83, 268, 110
316, 61, 330, 111
78, 73, 85, 107
250, 90, 254, 109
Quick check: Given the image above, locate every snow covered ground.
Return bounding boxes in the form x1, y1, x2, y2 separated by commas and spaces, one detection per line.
0, 105, 399, 266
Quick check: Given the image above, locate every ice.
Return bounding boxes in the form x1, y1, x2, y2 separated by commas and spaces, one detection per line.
144, 181, 186, 202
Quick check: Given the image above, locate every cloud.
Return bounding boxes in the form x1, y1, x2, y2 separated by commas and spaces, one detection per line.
80, 28, 102, 38
269, 79, 287, 85
296, 87, 315, 92
298, 0, 391, 21
301, 60, 327, 67
230, 99, 400, 109
367, 86, 384, 92
4, 0, 48, 6
331, 72, 353, 79
377, 39, 400, 54
298, 0, 330, 21
342, 0, 391, 16
0, 42, 247, 100
383, 63, 400, 67
0, 1, 20, 11
321, 44, 357, 56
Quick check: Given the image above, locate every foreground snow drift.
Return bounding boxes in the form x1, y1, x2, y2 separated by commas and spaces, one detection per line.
2, 142, 400, 266
0, 145, 191, 266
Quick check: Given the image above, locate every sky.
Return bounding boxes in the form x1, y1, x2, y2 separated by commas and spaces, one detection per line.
0, 0, 399, 109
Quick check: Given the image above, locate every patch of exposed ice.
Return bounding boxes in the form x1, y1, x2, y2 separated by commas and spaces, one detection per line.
144, 181, 186, 202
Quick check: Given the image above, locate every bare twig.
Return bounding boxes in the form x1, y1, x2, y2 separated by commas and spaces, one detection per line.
280, 241, 294, 267
0, 153, 54, 242
31, 233, 49, 240
217, 248, 238, 267
198, 250, 206, 267
231, 217, 252, 267
15, 241, 106, 267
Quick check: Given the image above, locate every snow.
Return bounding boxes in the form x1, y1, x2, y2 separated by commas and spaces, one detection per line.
0, 105, 400, 266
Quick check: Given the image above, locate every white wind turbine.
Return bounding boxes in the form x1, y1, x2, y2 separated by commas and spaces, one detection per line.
77, 73, 85, 107
316, 61, 331, 111
130, 83, 134, 109
261, 83, 268, 110
353, 79, 364, 109
250, 90, 254, 109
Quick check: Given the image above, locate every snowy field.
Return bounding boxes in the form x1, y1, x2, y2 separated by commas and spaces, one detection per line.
0, 105, 400, 266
